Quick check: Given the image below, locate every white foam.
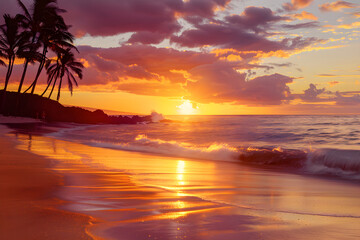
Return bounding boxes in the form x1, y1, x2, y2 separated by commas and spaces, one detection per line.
150, 111, 164, 123
90, 134, 239, 162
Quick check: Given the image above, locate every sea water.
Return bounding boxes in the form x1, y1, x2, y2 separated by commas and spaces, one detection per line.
48, 115, 360, 180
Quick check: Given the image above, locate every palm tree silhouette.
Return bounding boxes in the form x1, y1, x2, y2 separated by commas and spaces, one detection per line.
24, 9, 74, 94
45, 48, 83, 101
0, 52, 5, 67
0, 14, 29, 91
16, 0, 65, 93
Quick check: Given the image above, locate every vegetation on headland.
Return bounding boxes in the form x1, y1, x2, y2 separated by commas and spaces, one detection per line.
0, 90, 152, 124
0, 0, 151, 124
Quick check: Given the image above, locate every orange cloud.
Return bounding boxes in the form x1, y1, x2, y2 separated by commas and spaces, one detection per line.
328, 81, 340, 86
79, 58, 90, 68
350, 12, 360, 18
290, 11, 318, 20
317, 74, 360, 77
320, 1, 357, 12
337, 21, 360, 29
283, 0, 314, 11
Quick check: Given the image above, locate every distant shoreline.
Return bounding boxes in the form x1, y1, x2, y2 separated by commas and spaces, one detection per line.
0, 90, 152, 124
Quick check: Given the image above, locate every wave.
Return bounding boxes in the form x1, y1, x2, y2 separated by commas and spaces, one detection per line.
90, 134, 240, 162
306, 149, 360, 179
81, 134, 360, 180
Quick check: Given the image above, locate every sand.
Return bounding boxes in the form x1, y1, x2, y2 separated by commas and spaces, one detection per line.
0, 123, 94, 240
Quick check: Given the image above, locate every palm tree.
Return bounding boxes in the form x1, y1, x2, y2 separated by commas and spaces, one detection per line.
45, 48, 83, 101
0, 50, 5, 66
40, 58, 57, 97
24, 12, 74, 94
16, 0, 65, 93
0, 14, 28, 91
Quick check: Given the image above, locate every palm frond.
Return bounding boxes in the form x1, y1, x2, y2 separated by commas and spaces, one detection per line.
17, 0, 32, 20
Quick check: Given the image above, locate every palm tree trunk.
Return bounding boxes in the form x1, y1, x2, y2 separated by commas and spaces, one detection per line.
48, 77, 58, 99
4, 56, 15, 91
56, 76, 63, 101
41, 72, 55, 97
41, 81, 51, 97
30, 46, 48, 94
20, 35, 37, 93
17, 60, 29, 93
1, 57, 14, 114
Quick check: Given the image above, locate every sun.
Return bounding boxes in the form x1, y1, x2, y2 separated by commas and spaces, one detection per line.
177, 100, 198, 115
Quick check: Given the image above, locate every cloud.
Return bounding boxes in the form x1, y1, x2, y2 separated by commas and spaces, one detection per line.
335, 21, 360, 29
238, 73, 294, 105
66, 45, 297, 106
350, 12, 360, 18
77, 44, 219, 86
282, 21, 320, 29
59, 0, 232, 40
319, 1, 357, 12
0, 0, 232, 44
186, 61, 293, 105
317, 74, 337, 77
171, 23, 285, 52
290, 11, 318, 20
317, 73, 360, 77
328, 81, 340, 86
225, 7, 288, 34
269, 62, 294, 68
171, 8, 321, 53
297, 84, 360, 106
60, 0, 181, 39
128, 32, 169, 45
170, 7, 322, 54
67, 45, 297, 105
283, 0, 314, 11
335, 91, 360, 105
300, 83, 326, 102
180, 0, 231, 18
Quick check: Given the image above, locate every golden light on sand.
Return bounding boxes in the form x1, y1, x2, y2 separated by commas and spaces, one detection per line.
176, 100, 198, 115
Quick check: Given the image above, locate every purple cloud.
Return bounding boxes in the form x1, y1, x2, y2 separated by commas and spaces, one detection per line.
186, 61, 293, 105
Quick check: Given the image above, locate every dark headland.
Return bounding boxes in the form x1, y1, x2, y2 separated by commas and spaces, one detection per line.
0, 90, 152, 124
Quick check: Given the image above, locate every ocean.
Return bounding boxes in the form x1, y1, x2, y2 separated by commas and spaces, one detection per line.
48, 115, 360, 180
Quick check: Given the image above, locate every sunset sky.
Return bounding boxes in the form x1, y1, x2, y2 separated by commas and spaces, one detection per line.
1, 0, 360, 115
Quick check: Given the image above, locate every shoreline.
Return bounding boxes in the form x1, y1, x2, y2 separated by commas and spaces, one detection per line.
0, 123, 95, 240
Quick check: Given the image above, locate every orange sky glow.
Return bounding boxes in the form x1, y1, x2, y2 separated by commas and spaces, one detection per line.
1, 0, 360, 115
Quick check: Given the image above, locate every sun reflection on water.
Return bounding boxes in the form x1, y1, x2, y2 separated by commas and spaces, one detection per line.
176, 160, 186, 186
174, 160, 187, 218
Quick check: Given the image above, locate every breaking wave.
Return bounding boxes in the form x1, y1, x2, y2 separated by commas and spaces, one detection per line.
86, 134, 360, 180
90, 134, 239, 162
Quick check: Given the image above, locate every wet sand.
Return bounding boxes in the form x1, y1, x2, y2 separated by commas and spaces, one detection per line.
0, 124, 94, 240
9, 129, 360, 240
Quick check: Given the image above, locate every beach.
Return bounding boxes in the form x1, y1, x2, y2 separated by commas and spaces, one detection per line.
1, 0, 359, 238
1, 116, 360, 239
0, 120, 94, 240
